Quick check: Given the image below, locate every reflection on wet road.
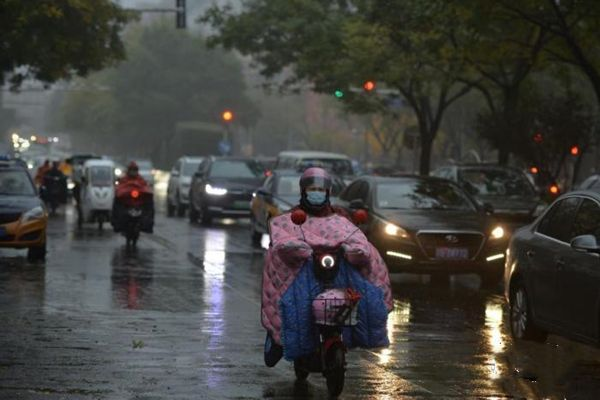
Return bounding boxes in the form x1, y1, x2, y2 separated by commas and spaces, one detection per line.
1, 204, 600, 399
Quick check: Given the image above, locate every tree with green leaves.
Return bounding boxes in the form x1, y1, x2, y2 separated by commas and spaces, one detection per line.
444, 1, 552, 164
0, 0, 131, 88
202, 0, 474, 175
57, 21, 257, 163
496, 0, 600, 105
477, 88, 595, 188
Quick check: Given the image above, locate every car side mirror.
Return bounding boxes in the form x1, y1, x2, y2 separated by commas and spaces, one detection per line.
349, 198, 368, 210
483, 202, 494, 215
571, 235, 600, 254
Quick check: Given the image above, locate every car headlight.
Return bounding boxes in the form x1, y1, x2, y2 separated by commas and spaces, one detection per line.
490, 226, 505, 240
115, 168, 123, 177
384, 223, 409, 239
205, 184, 227, 196
22, 206, 46, 222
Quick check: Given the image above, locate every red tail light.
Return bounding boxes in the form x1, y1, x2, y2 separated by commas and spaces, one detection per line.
131, 190, 140, 199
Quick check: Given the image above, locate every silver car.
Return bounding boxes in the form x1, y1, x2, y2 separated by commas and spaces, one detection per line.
167, 156, 204, 217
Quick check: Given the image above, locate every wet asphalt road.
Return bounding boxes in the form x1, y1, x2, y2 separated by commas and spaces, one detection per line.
2, 197, 600, 399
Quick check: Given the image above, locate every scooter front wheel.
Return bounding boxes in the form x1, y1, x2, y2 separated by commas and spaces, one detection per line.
325, 344, 345, 399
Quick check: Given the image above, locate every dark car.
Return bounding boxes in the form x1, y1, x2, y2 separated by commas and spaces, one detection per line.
432, 164, 543, 230
249, 170, 346, 245
505, 190, 600, 345
188, 157, 264, 225
337, 176, 508, 286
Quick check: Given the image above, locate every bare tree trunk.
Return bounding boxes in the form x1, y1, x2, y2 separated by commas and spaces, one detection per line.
419, 132, 433, 176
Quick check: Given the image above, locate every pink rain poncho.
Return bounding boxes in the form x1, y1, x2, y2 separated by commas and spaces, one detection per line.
261, 212, 393, 344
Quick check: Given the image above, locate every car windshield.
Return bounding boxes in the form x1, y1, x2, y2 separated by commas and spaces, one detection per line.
209, 160, 262, 179
298, 158, 353, 175
276, 175, 345, 196
0, 170, 36, 196
135, 160, 153, 170
182, 161, 202, 176
276, 176, 300, 196
458, 168, 535, 197
89, 167, 113, 187
376, 180, 475, 211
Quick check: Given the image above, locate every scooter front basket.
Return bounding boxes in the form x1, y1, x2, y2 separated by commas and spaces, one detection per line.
312, 288, 360, 327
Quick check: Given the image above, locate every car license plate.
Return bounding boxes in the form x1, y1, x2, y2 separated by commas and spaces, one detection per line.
128, 208, 142, 217
233, 201, 249, 210
0, 227, 6, 238
435, 247, 469, 259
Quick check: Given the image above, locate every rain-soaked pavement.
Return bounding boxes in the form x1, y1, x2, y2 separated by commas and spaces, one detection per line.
2, 195, 600, 399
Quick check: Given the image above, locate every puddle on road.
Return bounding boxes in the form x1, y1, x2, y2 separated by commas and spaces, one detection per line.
110, 247, 156, 310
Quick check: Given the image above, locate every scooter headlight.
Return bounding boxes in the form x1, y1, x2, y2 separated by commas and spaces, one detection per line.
320, 254, 336, 269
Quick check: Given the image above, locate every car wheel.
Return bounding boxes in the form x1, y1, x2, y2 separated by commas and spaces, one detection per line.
27, 242, 46, 262
509, 281, 547, 342
167, 194, 175, 217
189, 203, 199, 223
200, 207, 212, 226
176, 193, 186, 217
251, 218, 262, 247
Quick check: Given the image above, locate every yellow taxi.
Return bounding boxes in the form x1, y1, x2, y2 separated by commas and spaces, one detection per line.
0, 161, 48, 261
250, 169, 345, 246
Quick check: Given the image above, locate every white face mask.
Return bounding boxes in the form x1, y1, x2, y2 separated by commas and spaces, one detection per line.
306, 190, 326, 205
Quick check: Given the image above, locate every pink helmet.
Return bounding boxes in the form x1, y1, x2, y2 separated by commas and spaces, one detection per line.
300, 167, 332, 191
312, 288, 360, 326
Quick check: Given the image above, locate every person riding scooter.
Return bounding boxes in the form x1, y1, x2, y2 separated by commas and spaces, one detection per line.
40, 161, 68, 214
35, 159, 51, 186
111, 162, 154, 247
118, 161, 148, 187
261, 167, 392, 397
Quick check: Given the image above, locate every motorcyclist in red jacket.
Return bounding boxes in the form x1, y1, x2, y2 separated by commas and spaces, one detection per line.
118, 161, 148, 188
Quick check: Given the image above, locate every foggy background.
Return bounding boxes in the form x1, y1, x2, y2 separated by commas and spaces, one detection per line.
1, 0, 599, 183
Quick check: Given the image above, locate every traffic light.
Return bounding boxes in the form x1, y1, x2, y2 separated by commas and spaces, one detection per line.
532, 132, 543, 144
363, 80, 376, 92
222, 110, 234, 122
176, 0, 186, 29
549, 184, 560, 195
570, 145, 580, 156
530, 166, 539, 174
334, 89, 344, 99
